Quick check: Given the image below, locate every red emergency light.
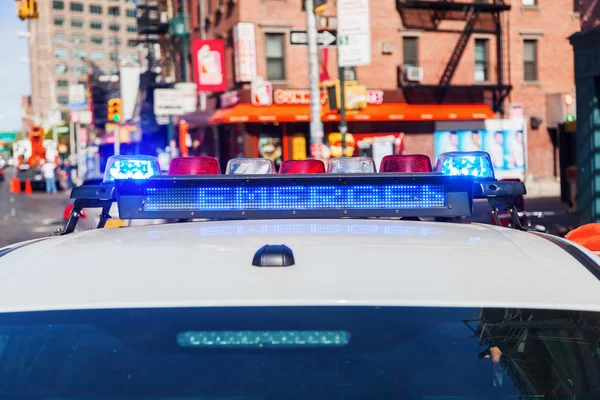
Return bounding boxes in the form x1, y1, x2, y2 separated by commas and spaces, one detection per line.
379, 154, 432, 173
279, 159, 326, 174
168, 156, 221, 175
63, 204, 87, 220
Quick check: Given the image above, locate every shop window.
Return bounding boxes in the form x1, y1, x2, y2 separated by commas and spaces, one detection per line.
266, 33, 285, 81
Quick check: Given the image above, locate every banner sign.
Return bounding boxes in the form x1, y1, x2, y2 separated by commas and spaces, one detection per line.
233, 22, 257, 83
192, 39, 227, 93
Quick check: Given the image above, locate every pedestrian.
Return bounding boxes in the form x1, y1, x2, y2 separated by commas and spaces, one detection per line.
40, 159, 58, 194
63, 159, 73, 189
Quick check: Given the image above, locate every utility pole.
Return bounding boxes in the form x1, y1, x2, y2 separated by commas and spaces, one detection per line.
339, 68, 348, 156
180, 0, 188, 82
305, 0, 324, 155
199, 0, 206, 111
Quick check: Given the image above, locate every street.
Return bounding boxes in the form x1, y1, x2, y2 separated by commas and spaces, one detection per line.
0, 167, 70, 248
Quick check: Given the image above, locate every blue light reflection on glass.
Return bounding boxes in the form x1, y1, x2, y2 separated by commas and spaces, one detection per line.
438, 152, 495, 179
106, 159, 160, 181
144, 185, 446, 211
177, 330, 351, 348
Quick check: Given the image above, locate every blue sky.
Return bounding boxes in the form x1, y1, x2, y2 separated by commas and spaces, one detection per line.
0, 3, 31, 132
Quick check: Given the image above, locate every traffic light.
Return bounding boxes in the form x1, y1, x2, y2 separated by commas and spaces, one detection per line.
301, 0, 327, 14
107, 98, 122, 123
16, 0, 38, 20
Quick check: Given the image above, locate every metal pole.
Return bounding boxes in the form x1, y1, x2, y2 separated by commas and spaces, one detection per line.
180, 0, 188, 82
339, 67, 348, 156
69, 119, 75, 160
199, 0, 206, 111
168, 116, 173, 149
114, 123, 121, 156
305, 0, 324, 153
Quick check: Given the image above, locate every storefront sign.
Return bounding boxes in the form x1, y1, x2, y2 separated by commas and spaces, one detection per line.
220, 91, 240, 108
192, 39, 227, 93
251, 77, 273, 106
233, 22, 258, 83
273, 88, 383, 106
175, 82, 199, 112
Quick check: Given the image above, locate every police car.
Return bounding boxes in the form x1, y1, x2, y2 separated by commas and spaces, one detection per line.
1, 152, 599, 399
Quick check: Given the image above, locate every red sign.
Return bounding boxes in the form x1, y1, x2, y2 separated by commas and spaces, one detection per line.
192, 39, 227, 93
273, 89, 383, 106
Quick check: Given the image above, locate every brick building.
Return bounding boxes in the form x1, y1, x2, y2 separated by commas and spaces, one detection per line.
172, 0, 579, 177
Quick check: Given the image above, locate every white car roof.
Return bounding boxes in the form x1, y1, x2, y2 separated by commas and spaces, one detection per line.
1, 219, 600, 313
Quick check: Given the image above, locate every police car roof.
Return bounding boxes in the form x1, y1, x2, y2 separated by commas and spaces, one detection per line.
1, 219, 600, 313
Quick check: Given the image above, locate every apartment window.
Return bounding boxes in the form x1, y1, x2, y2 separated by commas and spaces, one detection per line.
91, 36, 104, 45
110, 52, 122, 61
128, 41, 138, 48
523, 39, 538, 81
474, 39, 489, 82
53, 1, 64, 10
109, 37, 122, 46
74, 49, 87, 60
70, 2, 83, 12
90, 21, 103, 30
402, 37, 419, 68
58, 96, 69, 105
91, 51, 105, 61
53, 33, 67, 42
126, 9, 136, 17
109, 23, 121, 32
54, 48, 68, 60
89, 4, 103, 14
71, 18, 84, 28
53, 17, 65, 26
75, 66, 88, 76
72, 34, 85, 44
127, 25, 138, 33
108, 6, 120, 16
265, 33, 285, 81
207, 0, 212, 15
126, 0, 136, 3
111, 67, 120, 75
55, 64, 68, 74
522, 0, 536, 5
57, 80, 69, 89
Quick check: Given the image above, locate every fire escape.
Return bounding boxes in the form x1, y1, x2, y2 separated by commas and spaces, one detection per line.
396, 0, 512, 115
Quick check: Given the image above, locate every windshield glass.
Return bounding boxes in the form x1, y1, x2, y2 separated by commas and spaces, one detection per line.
1, 306, 599, 399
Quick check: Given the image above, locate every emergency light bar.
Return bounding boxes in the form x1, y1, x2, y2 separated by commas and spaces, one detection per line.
114, 174, 473, 220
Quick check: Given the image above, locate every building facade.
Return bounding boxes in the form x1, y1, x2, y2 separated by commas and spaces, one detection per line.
175, 0, 579, 177
27, 0, 142, 125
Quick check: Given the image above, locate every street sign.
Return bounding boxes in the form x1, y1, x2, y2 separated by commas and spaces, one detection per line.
174, 82, 198, 113
290, 30, 338, 47
70, 110, 92, 124
56, 126, 69, 134
154, 89, 185, 116
337, 0, 371, 67
69, 84, 87, 110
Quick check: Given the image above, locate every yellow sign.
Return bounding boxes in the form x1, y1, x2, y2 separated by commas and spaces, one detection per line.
292, 133, 307, 160
105, 219, 126, 228
345, 85, 367, 110
328, 132, 355, 158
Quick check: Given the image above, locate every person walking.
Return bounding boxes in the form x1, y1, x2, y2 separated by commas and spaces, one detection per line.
40, 159, 58, 194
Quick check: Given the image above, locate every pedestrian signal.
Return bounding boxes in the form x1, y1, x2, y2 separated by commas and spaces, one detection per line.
107, 98, 122, 123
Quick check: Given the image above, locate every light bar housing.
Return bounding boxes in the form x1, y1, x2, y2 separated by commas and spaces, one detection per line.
113, 174, 474, 220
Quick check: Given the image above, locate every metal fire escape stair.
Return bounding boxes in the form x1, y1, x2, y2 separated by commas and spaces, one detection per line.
438, 6, 479, 88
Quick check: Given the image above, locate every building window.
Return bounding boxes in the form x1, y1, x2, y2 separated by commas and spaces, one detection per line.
58, 96, 69, 105
126, 0, 136, 3
75, 66, 88, 76
109, 23, 121, 32
55, 64, 68, 74
89, 4, 103, 14
54, 48, 68, 60
74, 49, 87, 60
53, 1, 64, 10
70, 2, 83, 12
474, 39, 489, 82
207, 0, 212, 15
72, 34, 85, 44
91, 51, 105, 61
127, 25, 138, 33
53, 33, 67, 42
523, 39, 538, 81
522, 0, 536, 5
402, 37, 419, 68
265, 33, 285, 81
53, 17, 65, 26
110, 52, 122, 61
111, 67, 120, 75
91, 36, 104, 45
90, 21, 103, 30
108, 6, 120, 16
126, 8, 136, 18
574, 0, 580, 12
124, 54, 140, 63
109, 38, 122, 46
71, 18, 84, 28
57, 80, 69, 89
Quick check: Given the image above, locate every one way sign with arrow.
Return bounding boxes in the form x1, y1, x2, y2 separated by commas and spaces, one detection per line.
290, 30, 337, 47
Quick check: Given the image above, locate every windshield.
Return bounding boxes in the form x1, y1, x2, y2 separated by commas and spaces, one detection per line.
1, 306, 599, 399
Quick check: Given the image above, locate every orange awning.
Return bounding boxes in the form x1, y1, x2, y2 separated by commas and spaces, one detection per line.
209, 103, 494, 125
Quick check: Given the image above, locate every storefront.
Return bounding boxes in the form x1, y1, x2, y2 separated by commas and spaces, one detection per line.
208, 87, 495, 169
